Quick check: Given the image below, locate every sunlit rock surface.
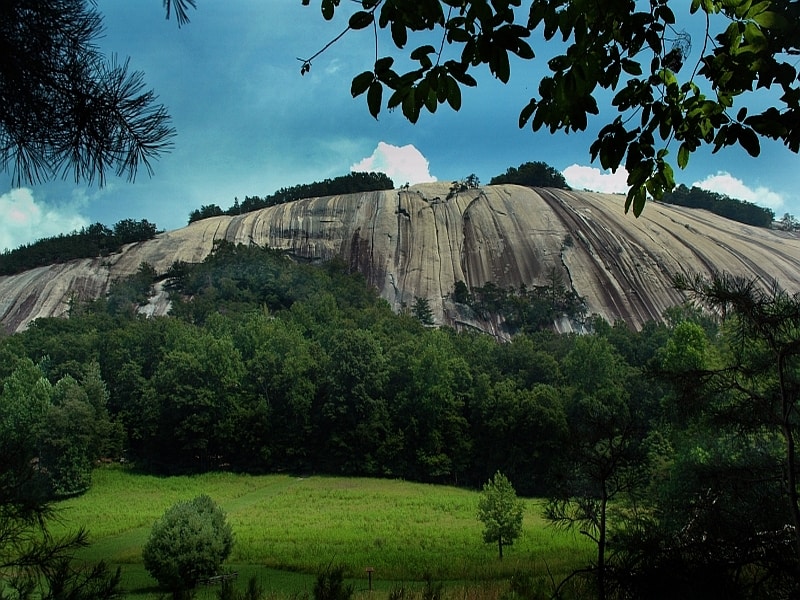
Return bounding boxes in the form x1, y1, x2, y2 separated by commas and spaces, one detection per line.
2, 183, 799, 334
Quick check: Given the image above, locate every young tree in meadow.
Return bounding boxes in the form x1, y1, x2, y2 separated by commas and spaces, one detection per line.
142, 494, 233, 595
477, 471, 524, 559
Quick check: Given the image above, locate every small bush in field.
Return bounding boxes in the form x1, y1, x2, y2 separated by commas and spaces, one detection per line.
142, 494, 233, 594
313, 565, 353, 600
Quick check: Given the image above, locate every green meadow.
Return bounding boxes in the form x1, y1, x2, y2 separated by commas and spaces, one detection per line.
49, 466, 593, 598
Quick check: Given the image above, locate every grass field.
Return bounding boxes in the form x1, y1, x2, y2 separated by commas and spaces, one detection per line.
48, 466, 593, 599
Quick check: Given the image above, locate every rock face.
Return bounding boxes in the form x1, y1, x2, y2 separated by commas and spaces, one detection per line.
2, 183, 799, 334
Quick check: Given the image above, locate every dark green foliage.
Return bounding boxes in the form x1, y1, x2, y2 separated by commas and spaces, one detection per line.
0, 360, 122, 600
112, 219, 158, 244
452, 280, 471, 305
313, 565, 353, 600
662, 184, 774, 227
165, 241, 385, 327
546, 336, 650, 600
191, 171, 394, 221
142, 494, 234, 594
489, 162, 570, 189
106, 262, 159, 315
458, 275, 586, 333
411, 296, 435, 325
0, 219, 159, 276
304, 1, 799, 215
0, 358, 120, 498
188, 204, 225, 224
1, 0, 174, 185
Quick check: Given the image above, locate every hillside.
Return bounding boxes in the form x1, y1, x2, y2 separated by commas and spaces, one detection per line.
2, 183, 799, 334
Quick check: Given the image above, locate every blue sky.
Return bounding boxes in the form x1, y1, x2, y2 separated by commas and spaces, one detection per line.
2, 2, 798, 252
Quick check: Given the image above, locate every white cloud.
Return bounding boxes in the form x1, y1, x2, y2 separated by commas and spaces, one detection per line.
692, 171, 784, 210
562, 164, 629, 194
0, 188, 89, 252
351, 142, 437, 186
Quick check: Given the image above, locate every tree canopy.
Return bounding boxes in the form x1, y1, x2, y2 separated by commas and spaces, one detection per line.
661, 183, 775, 227
297, 0, 799, 215
4, 241, 800, 594
489, 161, 570, 189
142, 494, 234, 593
477, 471, 524, 559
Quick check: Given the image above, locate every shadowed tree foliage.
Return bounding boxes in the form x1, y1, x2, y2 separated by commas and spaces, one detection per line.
668, 273, 800, 589
1, 0, 174, 185
662, 184, 774, 227
0, 219, 159, 276
0, 359, 121, 600
489, 161, 570, 189
297, 0, 799, 215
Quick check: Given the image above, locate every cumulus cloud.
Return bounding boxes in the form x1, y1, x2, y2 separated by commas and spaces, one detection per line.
351, 142, 437, 186
692, 171, 784, 210
562, 164, 629, 194
0, 188, 89, 252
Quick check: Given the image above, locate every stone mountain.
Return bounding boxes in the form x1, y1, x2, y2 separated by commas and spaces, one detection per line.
2, 183, 799, 335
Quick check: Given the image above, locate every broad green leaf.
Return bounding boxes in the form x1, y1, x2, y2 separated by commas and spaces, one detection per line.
738, 126, 761, 156
351, 71, 374, 98
446, 76, 462, 111
515, 39, 535, 60
677, 143, 690, 169
348, 11, 373, 30
621, 59, 642, 76
321, 0, 336, 21
410, 45, 436, 60
518, 98, 536, 128
391, 21, 408, 48
374, 57, 395, 73
751, 10, 786, 29
402, 88, 420, 123
367, 81, 382, 119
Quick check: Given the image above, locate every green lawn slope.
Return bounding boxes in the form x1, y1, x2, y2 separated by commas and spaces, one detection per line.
50, 466, 591, 598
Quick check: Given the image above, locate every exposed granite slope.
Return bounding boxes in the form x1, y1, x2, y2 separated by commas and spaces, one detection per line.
2, 184, 798, 334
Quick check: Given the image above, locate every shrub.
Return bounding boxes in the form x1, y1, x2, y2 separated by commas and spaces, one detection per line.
142, 494, 233, 594
313, 565, 353, 600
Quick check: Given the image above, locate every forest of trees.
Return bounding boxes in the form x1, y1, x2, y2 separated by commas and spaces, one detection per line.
452, 272, 587, 334
0, 219, 159, 276
489, 161, 571, 189
188, 171, 395, 224
661, 184, 775, 228
2, 241, 799, 597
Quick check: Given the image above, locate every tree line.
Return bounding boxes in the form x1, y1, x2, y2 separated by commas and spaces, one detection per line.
661, 183, 775, 228
187, 171, 395, 224
187, 161, 573, 227
2, 241, 800, 597
0, 219, 159, 276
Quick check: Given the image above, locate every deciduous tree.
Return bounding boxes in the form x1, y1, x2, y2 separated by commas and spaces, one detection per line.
142, 494, 234, 595
477, 471, 524, 559
298, 0, 799, 215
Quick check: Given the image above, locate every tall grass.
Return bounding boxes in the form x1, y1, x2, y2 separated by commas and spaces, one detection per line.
49, 467, 592, 598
